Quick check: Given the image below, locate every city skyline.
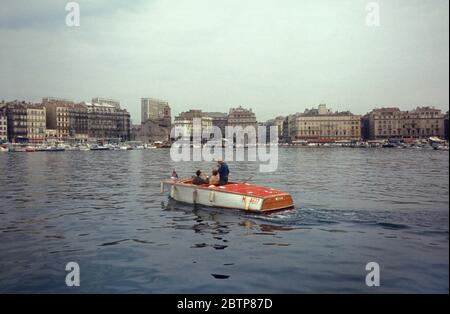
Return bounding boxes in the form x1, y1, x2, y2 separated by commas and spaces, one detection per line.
1, 0, 449, 123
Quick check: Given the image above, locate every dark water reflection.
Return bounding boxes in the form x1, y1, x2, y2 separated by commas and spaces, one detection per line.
0, 148, 448, 293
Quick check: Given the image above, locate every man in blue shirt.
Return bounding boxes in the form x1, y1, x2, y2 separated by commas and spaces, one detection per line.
217, 160, 229, 185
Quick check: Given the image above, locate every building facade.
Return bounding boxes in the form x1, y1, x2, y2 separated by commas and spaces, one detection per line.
364, 106, 445, 140
26, 105, 46, 143
204, 112, 228, 137
44, 101, 70, 140
67, 103, 89, 141
173, 109, 213, 138
289, 104, 361, 142
0, 106, 7, 142
44, 101, 130, 141
5, 101, 28, 143
444, 111, 449, 141
227, 106, 257, 130
265, 116, 284, 142
85, 102, 131, 141
134, 118, 172, 143
141, 98, 171, 123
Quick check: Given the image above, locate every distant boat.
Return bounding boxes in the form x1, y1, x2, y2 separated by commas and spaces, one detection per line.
90, 144, 110, 151
161, 178, 294, 213
36, 145, 65, 152
429, 137, 446, 149
9, 144, 28, 152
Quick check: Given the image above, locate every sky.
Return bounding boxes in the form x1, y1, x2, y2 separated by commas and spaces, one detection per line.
0, 0, 448, 123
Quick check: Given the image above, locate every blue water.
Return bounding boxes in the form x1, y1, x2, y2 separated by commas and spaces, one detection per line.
0, 148, 448, 293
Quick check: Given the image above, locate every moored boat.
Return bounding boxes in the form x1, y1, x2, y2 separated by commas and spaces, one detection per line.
90, 144, 110, 151
36, 145, 65, 152
161, 178, 294, 213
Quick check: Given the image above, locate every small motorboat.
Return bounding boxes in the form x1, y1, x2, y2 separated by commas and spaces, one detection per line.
36, 145, 65, 152
90, 144, 110, 151
161, 178, 294, 213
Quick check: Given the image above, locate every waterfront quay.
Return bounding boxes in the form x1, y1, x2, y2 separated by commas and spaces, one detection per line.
1, 100, 449, 151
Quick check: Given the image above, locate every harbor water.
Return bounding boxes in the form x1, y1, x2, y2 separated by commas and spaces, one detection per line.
0, 148, 448, 293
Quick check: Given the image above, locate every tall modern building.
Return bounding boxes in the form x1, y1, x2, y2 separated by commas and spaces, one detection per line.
141, 98, 171, 123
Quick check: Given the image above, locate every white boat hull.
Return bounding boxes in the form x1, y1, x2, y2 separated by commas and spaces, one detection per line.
162, 179, 294, 213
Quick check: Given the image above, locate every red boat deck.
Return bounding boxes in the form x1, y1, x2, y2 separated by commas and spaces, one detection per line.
178, 179, 288, 198
209, 183, 286, 198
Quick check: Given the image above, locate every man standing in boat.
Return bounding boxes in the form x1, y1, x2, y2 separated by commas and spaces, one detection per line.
217, 160, 229, 185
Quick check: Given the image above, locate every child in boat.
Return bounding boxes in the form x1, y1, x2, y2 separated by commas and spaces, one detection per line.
209, 169, 219, 185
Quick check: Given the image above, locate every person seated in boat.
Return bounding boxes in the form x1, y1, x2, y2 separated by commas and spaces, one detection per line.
200, 170, 209, 181
209, 169, 220, 185
171, 169, 178, 180
217, 160, 229, 185
192, 170, 209, 185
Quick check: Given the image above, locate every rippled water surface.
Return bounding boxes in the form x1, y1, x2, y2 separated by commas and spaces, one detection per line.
0, 148, 448, 293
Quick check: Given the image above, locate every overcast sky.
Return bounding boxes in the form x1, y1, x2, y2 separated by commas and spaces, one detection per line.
0, 0, 448, 122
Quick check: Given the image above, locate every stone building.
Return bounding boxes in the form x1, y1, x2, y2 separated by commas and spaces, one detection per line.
0, 105, 7, 142
85, 102, 130, 141
227, 106, 257, 129
363, 106, 445, 140
134, 118, 172, 143
5, 101, 29, 143
44, 100, 130, 141
173, 109, 213, 139
290, 104, 361, 142
265, 116, 285, 142
43, 100, 71, 140
3, 101, 47, 143
204, 112, 228, 137
26, 105, 46, 143
67, 103, 89, 142
444, 111, 449, 141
